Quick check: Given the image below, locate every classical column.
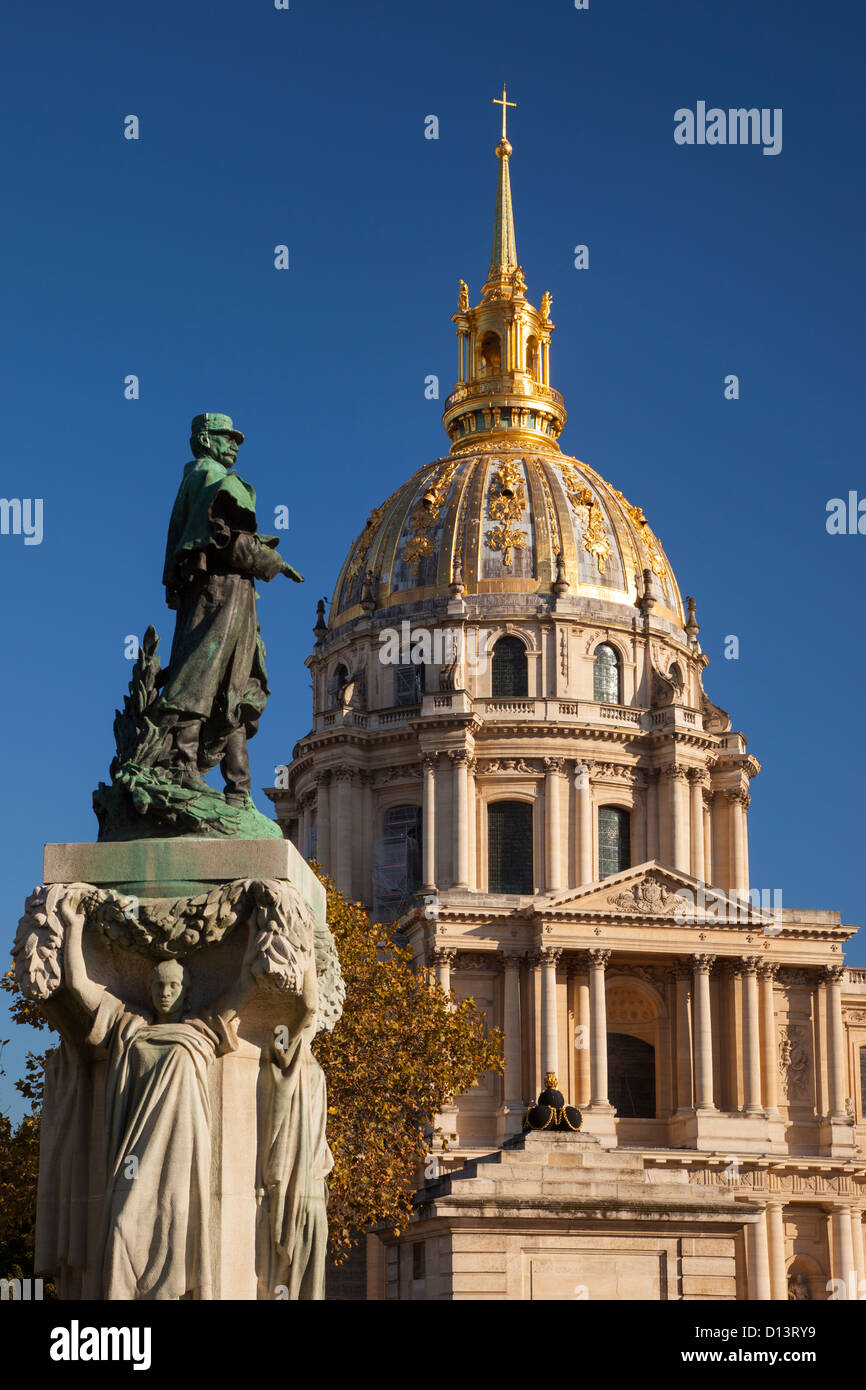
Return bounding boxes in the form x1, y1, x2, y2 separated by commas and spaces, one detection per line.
544, 758, 564, 893
333, 765, 354, 898
314, 770, 331, 872
670, 766, 691, 872
829, 1206, 856, 1290
571, 959, 591, 1108
540, 947, 562, 1077
588, 949, 612, 1107
300, 793, 312, 860
824, 964, 847, 1119
646, 768, 659, 861
738, 956, 763, 1115
692, 954, 717, 1111
430, 947, 456, 994
633, 783, 648, 864
467, 756, 477, 890
766, 1202, 787, 1300
574, 761, 593, 884
852, 1210, 866, 1299
450, 750, 470, 889
672, 963, 694, 1113
421, 754, 437, 891
746, 1209, 772, 1300
727, 790, 749, 897
360, 770, 374, 900
502, 953, 523, 1110
759, 962, 780, 1117
688, 770, 707, 882
702, 788, 714, 886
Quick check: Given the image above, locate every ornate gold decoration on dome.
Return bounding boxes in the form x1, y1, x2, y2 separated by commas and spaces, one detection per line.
345, 502, 388, 581
540, 290, 553, 324
485, 521, 526, 566
511, 265, 526, 297
400, 460, 461, 574
611, 486, 669, 586
557, 460, 611, 575
457, 279, 469, 311
485, 460, 528, 566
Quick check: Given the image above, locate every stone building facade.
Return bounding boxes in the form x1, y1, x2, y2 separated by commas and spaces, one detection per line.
270, 114, 866, 1300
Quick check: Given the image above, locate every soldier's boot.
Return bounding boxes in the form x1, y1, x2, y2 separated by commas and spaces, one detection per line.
171, 720, 211, 793
221, 727, 252, 808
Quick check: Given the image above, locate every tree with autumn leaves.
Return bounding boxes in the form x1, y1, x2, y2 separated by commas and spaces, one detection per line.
0, 867, 502, 1272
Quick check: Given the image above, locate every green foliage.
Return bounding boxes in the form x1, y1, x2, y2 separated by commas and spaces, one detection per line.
0, 969, 53, 1285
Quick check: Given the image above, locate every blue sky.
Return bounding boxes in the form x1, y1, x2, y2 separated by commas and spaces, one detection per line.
2, 0, 864, 1117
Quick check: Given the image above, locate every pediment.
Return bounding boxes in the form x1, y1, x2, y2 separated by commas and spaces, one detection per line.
543, 863, 774, 926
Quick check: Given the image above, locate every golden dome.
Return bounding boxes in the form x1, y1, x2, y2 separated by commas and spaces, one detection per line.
330, 446, 684, 630
329, 98, 684, 635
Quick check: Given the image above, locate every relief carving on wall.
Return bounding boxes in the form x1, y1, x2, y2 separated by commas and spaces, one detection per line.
778, 1024, 813, 1103
607, 875, 684, 918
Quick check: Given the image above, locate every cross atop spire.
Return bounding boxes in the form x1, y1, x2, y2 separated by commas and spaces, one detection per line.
487, 85, 518, 290
492, 84, 516, 142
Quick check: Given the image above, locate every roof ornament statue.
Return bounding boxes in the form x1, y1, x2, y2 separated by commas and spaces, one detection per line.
523, 1074, 582, 1133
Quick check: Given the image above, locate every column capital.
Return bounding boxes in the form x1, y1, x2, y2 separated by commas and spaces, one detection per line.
543, 756, 566, 775
540, 946, 563, 966
758, 961, 780, 981
566, 954, 589, 978
428, 946, 457, 969
662, 764, 689, 781
448, 748, 470, 765
314, 768, 332, 787
574, 758, 594, 778
669, 960, 693, 983
702, 788, 715, 811
691, 953, 717, 975
725, 788, 751, 807
687, 767, 711, 787
731, 954, 762, 976
332, 763, 355, 783
588, 948, 612, 969
499, 949, 524, 970
823, 963, 847, 985
421, 752, 439, 773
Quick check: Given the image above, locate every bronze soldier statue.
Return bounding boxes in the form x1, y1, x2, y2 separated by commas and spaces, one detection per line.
154, 413, 303, 808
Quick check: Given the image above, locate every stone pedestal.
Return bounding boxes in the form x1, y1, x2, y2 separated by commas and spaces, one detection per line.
669, 1109, 787, 1155
16, 838, 342, 1302
383, 1130, 755, 1300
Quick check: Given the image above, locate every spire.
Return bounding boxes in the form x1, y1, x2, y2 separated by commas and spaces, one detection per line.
443, 91, 566, 452
488, 85, 518, 286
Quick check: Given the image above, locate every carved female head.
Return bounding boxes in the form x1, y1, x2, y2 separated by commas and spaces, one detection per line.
149, 958, 191, 1022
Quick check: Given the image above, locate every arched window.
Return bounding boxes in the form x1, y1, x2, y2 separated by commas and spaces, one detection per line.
669, 663, 683, 696
488, 801, 533, 894
372, 804, 423, 921
598, 805, 630, 878
479, 331, 501, 376
492, 635, 528, 697
325, 663, 349, 710
394, 662, 425, 707
608, 1033, 656, 1118
593, 643, 620, 704
526, 334, 539, 379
